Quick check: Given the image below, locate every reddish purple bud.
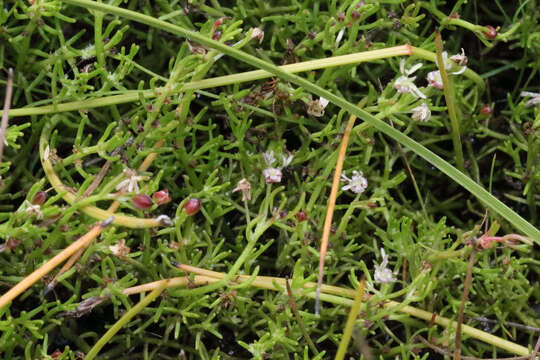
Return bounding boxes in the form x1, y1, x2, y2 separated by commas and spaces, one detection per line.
279, 210, 288, 219
183, 198, 201, 216
212, 16, 231, 30
295, 211, 307, 222
212, 30, 222, 41
480, 104, 493, 116
483, 26, 497, 40
337, 12, 345, 22
351, 11, 360, 20
153, 189, 171, 206
32, 191, 47, 205
132, 194, 153, 209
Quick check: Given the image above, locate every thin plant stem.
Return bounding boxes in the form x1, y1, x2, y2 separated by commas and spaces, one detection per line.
335, 277, 366, 360
315, 109, 359, 315
417, 336, 532, 360
50, 137, 167, 290
0, 217, 114, 309
44, 246, 85, 295
454, 248, 477, 360
61, 0, 540, 244
85, 280, 168, 360
435, 32, 465, 173
124, 264, 531, 356
472, 317, 540, 333
531, 335, 540, 360
7, 46, 485, 118
0, 68, 14, 166
285, 278, 319, 356
40, 118, 165, 228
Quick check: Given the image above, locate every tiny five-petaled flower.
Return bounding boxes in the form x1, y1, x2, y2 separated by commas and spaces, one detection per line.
374, 248, 396, 283
23, 200, 43, 219
233, 178, 252, 201
394, 59, 426, 99
427, 50, 468, 89
307, 96, 330, 117
341, 170, 368, 194
262, 150, 294, 184
116, 169, 148, 193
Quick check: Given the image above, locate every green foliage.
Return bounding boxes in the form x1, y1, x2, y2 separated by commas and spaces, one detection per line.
0, 0, 538, 358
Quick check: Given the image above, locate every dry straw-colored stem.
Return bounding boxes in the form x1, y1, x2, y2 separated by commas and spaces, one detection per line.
315, 108, 360, 315
125, 263, 531, 356
0, 217, 113, 309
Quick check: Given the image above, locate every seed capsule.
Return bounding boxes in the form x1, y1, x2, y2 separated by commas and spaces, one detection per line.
483, 26, 497, 40
183, 198, 201, 215
480, 104, 493, 116
32, 191, 47, 205
132, 194, 153, 209
295, 210, 307, 222
153, 189, 171, 206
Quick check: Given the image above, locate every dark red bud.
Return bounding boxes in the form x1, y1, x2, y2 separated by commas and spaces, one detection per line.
32, 191, 47, 205
183, 198, 201, 215
483, 26, 497, 40
351, 11, 360, 20
153, 189, 171, 206
279, 210, 288, 219
132, 194, 153, 209
212, 30, 222, 41
337, 12, 345, 22
480, 104, 493, 116
295, 210, 307, 222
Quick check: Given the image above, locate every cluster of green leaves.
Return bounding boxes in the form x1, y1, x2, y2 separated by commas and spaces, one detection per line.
0, 0, 538, 359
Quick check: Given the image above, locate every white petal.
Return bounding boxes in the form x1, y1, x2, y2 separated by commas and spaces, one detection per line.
407, 62, 423, 75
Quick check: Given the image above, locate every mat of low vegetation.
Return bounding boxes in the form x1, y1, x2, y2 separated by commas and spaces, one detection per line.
0, 1, 539, 359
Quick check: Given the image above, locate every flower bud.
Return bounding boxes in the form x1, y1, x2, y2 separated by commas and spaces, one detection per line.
153, 189, 171, 206
32, 191, 47, 205
295, 211, 307, 222
483, 25, 497, 40
132, 194, 153, 209
184, 198, 201, 215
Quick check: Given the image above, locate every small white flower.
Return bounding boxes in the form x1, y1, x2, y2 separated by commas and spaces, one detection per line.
23, 200, 43, 219
115, 169, 148, 193
281, 154, 294, 168
450, 48, 468, 67
307, 96, 330, 117
233, 178, 251, 201
262, 151, 294, 184
250, 27, 264, 43
427, 50, 467, 90
262, 150, 276, 167
341, 170, 368, 194
43, 145, 50, 161
439, 50, 467, 75
109, 239, 130, 257
374, 248, 396, 283
394, 59, 426, 99
520, 91, 540, 107
263, 167, 282, 184
411, 102, 431, 122
426, 70, 443, 90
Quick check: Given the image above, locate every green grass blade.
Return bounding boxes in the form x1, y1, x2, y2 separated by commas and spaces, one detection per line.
62, 0, 540, 242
